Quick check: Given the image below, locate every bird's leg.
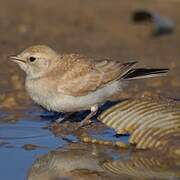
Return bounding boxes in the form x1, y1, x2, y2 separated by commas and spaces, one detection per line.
55, 112, 74, 123
79, 105, 98, 128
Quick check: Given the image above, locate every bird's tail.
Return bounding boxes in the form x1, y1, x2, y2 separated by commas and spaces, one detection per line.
122, 68, 169, 80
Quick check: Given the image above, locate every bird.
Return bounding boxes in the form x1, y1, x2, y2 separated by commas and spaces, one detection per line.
10, 45, 169, 127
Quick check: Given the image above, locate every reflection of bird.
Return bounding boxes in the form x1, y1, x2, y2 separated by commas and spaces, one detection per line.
27, 144, 120, 180
11, 45, 168, 126
27, 143, 180, 180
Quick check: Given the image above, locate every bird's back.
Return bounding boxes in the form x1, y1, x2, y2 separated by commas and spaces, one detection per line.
50, 54, 136, 96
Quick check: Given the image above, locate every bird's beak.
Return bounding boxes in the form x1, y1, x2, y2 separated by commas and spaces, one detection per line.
10, 56, 26, 63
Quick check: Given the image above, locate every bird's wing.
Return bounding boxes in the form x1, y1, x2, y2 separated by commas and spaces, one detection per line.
57, 56, 137, 96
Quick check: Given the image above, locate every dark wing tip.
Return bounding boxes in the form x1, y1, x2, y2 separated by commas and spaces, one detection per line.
123, 68, 169, 80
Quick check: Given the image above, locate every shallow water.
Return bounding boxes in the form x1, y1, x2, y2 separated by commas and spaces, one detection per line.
1, 108, 180, 180
0, 117, 65, 179
0, 109, 128, 180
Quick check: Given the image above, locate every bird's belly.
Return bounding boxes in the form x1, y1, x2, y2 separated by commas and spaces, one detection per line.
44, 81, 121, 112
41, 94, 101, 112
28, 92, 98, 112
26, 80, 121, 112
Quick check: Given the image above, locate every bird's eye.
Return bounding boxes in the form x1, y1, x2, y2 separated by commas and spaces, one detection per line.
29, 56, 36, 62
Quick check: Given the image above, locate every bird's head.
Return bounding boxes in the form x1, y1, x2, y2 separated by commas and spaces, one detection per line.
10, 45, 59, 79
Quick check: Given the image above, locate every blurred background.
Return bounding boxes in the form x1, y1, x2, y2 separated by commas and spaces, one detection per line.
0, 0, 180, 115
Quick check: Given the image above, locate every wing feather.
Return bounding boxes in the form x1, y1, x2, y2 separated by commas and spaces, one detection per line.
57, 55, 137, 96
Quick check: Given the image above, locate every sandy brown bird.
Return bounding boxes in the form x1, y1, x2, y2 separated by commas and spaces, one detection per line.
10, 45, 168, 126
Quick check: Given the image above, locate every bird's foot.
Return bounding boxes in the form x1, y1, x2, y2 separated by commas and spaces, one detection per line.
79, 118, 93, 128
55, 117, 66, 123
43, 112, 73, 130
77, 105, 98, 128
55, 112, 74, 123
